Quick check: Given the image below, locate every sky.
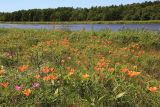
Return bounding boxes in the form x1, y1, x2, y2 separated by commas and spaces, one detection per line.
0, 0, 154, 12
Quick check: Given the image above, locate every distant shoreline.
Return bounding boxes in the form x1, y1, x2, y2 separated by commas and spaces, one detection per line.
0, 20, 160, 24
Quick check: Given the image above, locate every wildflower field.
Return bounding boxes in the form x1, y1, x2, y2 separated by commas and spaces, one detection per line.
0, 28, 160, 107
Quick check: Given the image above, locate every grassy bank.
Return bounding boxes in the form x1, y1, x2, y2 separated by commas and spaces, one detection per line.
0, 20, 160, 24
0, 28, 160, 106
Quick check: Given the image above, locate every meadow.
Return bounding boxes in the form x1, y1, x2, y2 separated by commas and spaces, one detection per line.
0, 28, 160, 107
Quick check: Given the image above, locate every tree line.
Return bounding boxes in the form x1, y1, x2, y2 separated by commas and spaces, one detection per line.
0, 1, 159, 21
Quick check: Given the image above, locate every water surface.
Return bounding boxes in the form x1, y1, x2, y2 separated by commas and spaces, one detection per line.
0, 23, 160, 31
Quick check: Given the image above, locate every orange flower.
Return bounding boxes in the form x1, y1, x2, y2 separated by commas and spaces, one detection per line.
115, 62, 120, 66
22, 89, 31, 96
133, 66, 137, 69
0, 70, 5, 75
43, 66, 50, 73
50, 68, 55, 72
61, 59, 65, 64
72, 103, 75, 107
123, 55, 128, 59
76, 60, 80, 65
97, 59, 105, 68
66, 67, 71, 71
94, 67, 99, 72
49, 75, 58, 80
34, 74, 40, 79
69, 68, 75, 76
60, 38, 70, 47
128, 71, 141, 78
99, 72, 104, 80
108, 67, 114, 72
43, 76, 50, 81
121, 67, 128, 73
46, 40, 53, 45
82, 73, 89, 79
148, 87, 158, 92
1, 82, 9, 88
18, 65, 29, 72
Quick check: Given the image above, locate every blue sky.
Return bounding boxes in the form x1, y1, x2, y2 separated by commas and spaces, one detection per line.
0, 0, 153, 12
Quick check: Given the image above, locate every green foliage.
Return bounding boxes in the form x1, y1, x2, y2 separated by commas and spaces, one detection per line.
0, 28, 160, 106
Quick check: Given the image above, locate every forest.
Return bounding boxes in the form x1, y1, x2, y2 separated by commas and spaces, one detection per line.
0, 1, 160, 21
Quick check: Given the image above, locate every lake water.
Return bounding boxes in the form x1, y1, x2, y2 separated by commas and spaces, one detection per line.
0, 23, 160, 31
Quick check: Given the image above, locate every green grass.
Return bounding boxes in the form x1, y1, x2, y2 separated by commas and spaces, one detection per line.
0, 28, 160, 106
0, 20, 160, 24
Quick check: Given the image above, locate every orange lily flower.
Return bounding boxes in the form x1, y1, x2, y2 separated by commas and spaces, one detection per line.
108, 67, 114, 72
72, 103, 75, 107
76, 60, 80, 65
133, 66, 137, 69
128, 71, 141, 78
43, 76, 50, 81
60, 38, 70, 47
34, 74, 40, 79
46, 40, 53, 45
18, 65, 29, 72
148, 87, 158, 92
22, 89, 31, 96
121, 67, 128, 73
97, 61, 105, 68
82, 73, 89, 79
49, 75, 58, 80
1, 82, 9, 88
94, 67, 99, 72
43, 66, 50, 73
69, 68, 75, 76
61, 59, 65, 64
50, 68, 55, 72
